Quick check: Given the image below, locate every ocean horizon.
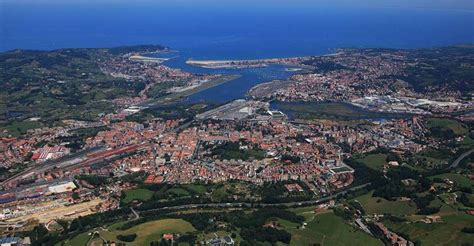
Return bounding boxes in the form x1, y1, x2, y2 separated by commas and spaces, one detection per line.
1, 3, 473, 59
2, 2, 472, 103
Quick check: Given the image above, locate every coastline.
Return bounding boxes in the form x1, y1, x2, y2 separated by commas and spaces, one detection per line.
129, 55, 169, 63
186, 56, 314, 69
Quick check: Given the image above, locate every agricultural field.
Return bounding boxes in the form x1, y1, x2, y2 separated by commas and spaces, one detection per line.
373, 192, 474, 245
384, 212, 474, 245
357, 154, 387, 171
430, 173, 474, 189
426, 118, 468, 136
352, 192, 417, 216
287, 211, 382, 245
98, 219, 196, 246
405, 147, 454, 169
461, 135, 474, 147
412, 154, 447, 169
437, 192, 458, 205
58, 232, 91, 246
427, 197, 459, 216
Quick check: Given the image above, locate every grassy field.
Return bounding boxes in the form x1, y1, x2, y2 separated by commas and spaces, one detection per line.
288, 211, 382, 245
428, 197, 459, 216
385, 212, 474, 245
122, 188, 154, 204
462, 136, 474, 147
358, 154, 387, 170
167, 187, 191, 197
430, 173, 474, 189
414, 154, 447, 168
211, 185, 228, 200
183, 184, 207, 194
438, 193, 458, 205
1, 120, 44, 137
426, 118, 468, 136
381, 193, 474, 245
121, 183, 246, 204
59, 232, 91, 246
352, 192, 416, 216
99, 219, 195, 246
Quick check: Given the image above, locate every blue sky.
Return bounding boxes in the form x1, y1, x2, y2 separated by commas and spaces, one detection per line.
1, 0, 473, 10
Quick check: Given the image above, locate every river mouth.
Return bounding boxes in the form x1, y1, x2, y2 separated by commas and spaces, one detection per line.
151, 51, 302, 104
144, 52, 421, 122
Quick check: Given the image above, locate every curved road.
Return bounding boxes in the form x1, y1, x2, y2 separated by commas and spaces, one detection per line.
130, 207, 140, 221
449, 148, 474, 169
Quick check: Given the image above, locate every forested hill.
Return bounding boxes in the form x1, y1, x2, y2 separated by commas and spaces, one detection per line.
402, 45, 474, 93
304, 45, 474, 95
0, 45, 166, 131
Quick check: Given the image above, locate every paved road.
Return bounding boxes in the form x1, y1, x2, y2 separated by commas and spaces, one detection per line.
130, 207, 140, 221
141, 183, 370, 213
449, 148, 474, 169
0, 220, 27, 228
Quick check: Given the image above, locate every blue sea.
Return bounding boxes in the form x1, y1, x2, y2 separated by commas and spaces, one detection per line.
1, 1, 473, 102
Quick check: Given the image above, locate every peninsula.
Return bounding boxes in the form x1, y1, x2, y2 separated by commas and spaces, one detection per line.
186, 56, 311, 69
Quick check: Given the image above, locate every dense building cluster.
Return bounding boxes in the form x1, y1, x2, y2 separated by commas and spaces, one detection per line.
0, 45, 472, 245
0, 97, 446, 224
249, 49, 472, 115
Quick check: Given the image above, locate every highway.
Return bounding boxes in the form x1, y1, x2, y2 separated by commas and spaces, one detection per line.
130, 207, 140, 221
449, 148, 474, 169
